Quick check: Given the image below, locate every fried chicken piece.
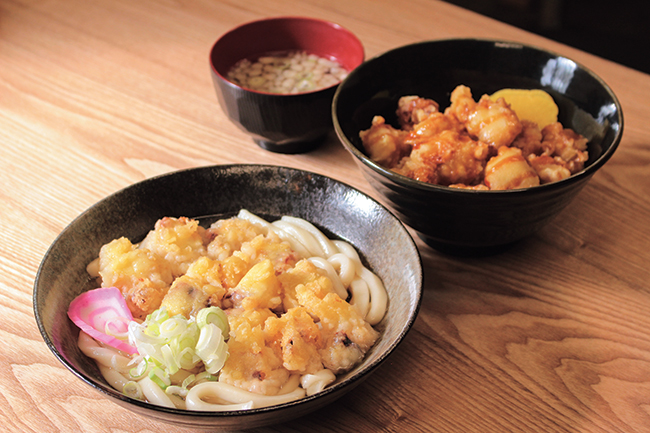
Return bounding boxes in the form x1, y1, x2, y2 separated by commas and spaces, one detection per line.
446, 85, 523, 148
395, 129, 489, 186
541, 122, 589, 174
359, 115, 410, 167
449, 183, 490, 190
484, 146, 540, 190
509, 120, 588, 184
404, 111, 465, 145
396, 95, 440, 129
511, 120, 552, 158
527, 154, 572, 183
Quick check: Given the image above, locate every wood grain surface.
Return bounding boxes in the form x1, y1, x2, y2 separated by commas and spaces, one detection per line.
2, 0, 650, 432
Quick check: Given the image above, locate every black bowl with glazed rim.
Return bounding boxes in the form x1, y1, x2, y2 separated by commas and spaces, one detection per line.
332, 38, 623, 256
210, 17, 364, 154
33, 164, 422, 430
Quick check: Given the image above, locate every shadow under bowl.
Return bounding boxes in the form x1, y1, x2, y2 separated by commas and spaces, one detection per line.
210, 17, 364, 154
333, 38, 623, 256
34, 164, 422, 430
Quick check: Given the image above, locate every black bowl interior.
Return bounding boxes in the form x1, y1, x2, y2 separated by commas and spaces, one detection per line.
33, 164, 422, 430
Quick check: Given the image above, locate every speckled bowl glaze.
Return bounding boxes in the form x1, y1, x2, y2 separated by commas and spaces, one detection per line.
333, 38, 623, 256
34, 164, 422, 430
210, 17, 364, 154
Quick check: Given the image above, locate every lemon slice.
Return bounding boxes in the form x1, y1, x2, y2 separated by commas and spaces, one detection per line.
490, 88, 558, 129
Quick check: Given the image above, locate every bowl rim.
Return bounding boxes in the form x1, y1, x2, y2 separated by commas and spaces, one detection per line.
209, 16, 365, 96
33, 163, 424, 420
332, 37, 625, 195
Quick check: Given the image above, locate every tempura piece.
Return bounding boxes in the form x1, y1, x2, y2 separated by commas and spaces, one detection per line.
207, 217, 264, 260
160, 256, 227, 318
208, 218, 299, 275
219, 307, 290, 395
139, 216, 209, 277
227, 259, 283, 311
98, 237, 173, 319
277, 259, 336, 312
265, 307, 324, 374
295, 284, 379, 373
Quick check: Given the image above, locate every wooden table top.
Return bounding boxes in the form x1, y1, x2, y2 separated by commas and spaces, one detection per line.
2, 0, 650, 432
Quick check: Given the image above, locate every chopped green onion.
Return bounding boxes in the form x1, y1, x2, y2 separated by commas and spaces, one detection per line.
181, 374, 196, 389
161, 345, 180, 375
159, 316, 188, 338
195, 324, 229, 374
193, 371, 217, 384
196, 307, 229, 338
149, 367, 171, 390
165, 385, 188, 399
123, 381, 143, 400
127, 306, 230, 393
129, 357, 149, 379
148, 308, 169, 324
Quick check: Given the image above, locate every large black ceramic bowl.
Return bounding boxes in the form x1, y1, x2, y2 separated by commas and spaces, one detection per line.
210, 17, 364, 154
33, 165, 422, 430
333, 38, 623, 256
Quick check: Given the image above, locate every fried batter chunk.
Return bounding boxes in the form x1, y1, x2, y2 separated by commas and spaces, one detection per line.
160, 256, 227, 318
265, 307, 324, 374
98, 237, 173, 319
139, 216, 209, 278
208, 218, 299, 275
219, 307, 290, 395
294, 283, 379, 373
276, 259, 336, 312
